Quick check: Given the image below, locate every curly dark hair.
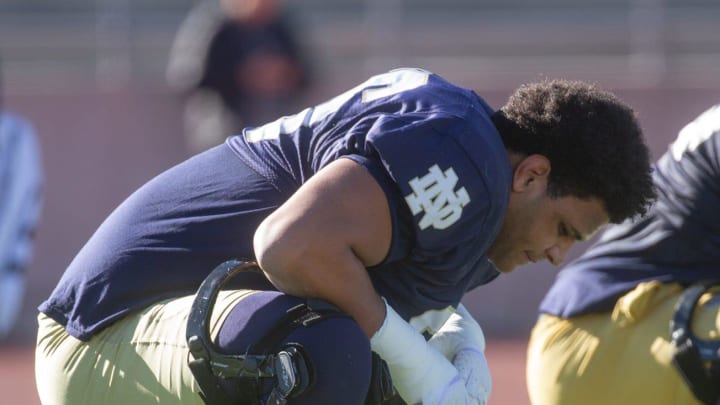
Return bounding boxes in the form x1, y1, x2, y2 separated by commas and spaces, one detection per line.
492, 79, 656, 223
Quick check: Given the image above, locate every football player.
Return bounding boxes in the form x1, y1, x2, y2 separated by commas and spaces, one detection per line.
36, 68, 655, 404
528, 104, 720, 405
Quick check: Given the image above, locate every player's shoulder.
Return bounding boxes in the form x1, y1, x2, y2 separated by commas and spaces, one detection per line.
369, 67, 483, 108
669, 103, 720, 161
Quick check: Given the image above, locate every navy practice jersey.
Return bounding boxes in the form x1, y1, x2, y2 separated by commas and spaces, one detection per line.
40, 68, 511, 341
540, 104, 720, 318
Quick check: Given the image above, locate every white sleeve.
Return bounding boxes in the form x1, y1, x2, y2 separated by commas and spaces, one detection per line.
370, 299, 471, 405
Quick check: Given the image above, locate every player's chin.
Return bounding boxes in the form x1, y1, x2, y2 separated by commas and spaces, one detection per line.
493, 259, 517, 274
493, 254, 530, 274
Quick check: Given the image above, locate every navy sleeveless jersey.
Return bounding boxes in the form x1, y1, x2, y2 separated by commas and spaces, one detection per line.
540, 104, 720, 318
39, 68, 511, 341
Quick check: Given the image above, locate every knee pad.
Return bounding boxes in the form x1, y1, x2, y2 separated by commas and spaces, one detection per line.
187, 259, 373, 405
217, 291, 373, 404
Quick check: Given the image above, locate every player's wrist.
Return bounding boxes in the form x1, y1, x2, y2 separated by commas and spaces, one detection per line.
370, 298, 468, 404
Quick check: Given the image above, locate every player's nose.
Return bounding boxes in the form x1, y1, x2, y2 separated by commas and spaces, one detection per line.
545, 240, 572, 266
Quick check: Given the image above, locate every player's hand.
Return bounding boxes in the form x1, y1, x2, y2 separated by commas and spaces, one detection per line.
428, 304, 492, 405
421, 372, 472, 405
370, 299, 476, 404
452, 347, 491, 405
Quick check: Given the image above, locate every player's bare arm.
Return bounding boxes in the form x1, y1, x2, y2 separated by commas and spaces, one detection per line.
254, 157, 391, 337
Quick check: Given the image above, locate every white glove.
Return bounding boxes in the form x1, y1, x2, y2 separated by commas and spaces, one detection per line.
370, 299, 472, 405
428, 304, 492, 405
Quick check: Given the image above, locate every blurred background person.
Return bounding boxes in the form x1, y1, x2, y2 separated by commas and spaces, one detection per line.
526, 104, 720, 405
0, 54, 43, 342
167, 0, 313, 154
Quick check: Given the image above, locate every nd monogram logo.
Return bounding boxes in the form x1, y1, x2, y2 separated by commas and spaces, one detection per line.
404, 164, 470, 230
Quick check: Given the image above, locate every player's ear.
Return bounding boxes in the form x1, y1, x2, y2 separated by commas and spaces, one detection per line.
512, 154, 550, 192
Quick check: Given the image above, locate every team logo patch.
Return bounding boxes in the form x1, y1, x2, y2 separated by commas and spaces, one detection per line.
404, 164, 470, 230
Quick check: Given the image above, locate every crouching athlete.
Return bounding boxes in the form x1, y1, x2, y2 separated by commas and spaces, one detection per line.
527, 104, 720, 405
35, 68, 656, 404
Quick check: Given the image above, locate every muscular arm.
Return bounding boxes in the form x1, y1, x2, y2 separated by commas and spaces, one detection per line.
253, 158, 391, 337
255, 158, 473, 404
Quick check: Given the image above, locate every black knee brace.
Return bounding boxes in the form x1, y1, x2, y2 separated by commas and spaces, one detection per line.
186, 259, 402, 405
187, 259, 343, 405
365, 352, 403, 405
670, 282, 720, 405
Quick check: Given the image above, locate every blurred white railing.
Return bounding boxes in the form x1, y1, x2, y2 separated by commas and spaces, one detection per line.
0, 0, 719, 94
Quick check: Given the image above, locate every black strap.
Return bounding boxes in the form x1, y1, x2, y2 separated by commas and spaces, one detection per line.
251, 299, 350, 354
187, 259, 358, 405
670, 283, 720, 405
187, 259, 271, 405
187, 259, 406, 405
364, 352, 403, 405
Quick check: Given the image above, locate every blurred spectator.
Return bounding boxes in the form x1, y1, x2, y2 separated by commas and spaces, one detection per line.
167, 0, 313, 154
0, 55, 43, 341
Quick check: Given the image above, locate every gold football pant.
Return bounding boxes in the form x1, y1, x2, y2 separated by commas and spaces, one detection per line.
35, 290, 255, 405
527, 281, 720, 405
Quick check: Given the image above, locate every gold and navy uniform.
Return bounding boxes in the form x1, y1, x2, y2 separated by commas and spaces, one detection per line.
528, 104, 720, 405
540, 104, 720, 319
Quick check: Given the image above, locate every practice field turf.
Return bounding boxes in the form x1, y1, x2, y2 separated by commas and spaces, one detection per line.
6, 340, 530, 404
